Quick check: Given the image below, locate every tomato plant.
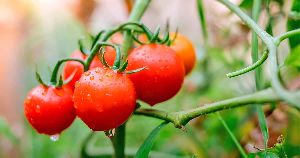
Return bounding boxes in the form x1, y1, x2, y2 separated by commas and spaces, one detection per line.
21, 0, 300, 157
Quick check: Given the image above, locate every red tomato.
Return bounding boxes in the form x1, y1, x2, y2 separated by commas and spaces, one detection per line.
73, 67, 136, 131
63, 50, 86, 89
63, 49, 116, 88
127, 44, 185, 106
170, 33, 196, 75
24, 85, 75, 135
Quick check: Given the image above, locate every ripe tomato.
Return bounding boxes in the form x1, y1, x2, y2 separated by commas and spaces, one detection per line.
127, 44, 185, 106
170, 33, 196, 75
63, 49, 116, 88
24, 85, 75, 135
73, 67, 136, 131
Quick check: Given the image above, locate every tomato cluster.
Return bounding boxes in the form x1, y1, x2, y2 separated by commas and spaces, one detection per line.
24, 30, 196, 136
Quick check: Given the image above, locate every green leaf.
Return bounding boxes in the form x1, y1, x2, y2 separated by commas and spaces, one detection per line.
284, 45, 300, 69
287, 0, 300, 49
216, 113, 247, 158
256, 106, 269, 148
135, 122, 168, 158
0, 117, 19, 145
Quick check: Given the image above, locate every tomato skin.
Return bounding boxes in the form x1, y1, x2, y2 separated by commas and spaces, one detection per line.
63, 49, 116, 89
127, 44, 185, 106
24, 85, 75, 135
63, 50, 86, 89
73, 67, 136, 131
170, 33, 196, 75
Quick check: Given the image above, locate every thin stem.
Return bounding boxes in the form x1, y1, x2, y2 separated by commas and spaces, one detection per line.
226, 50, 268, 78
251, 0, 269, 150
135, 88, 281, 127
110, 124, 126, 158
110, 1, 152, 158
275, 28, 300, 45
196, 0, 208, 45
121, 0, 152, 58
216, 113, 247, 158
217, 0, 300, 109
50, 58, 85, 85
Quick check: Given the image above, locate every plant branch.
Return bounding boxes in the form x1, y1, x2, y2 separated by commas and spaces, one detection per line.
275, 28, 300, 45
226, 50, 268, 78
135, 88, 281, 127
121, 0, 152, 59
217, 0, 300, 109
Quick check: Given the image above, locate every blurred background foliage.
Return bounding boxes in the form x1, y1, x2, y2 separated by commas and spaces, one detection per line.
0, 0, 299, 157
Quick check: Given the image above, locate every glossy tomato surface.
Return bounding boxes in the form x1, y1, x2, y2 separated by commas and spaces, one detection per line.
24, 85, 75, 135
73, 67, 136, 131
63, 49, 116, 89
127, 44, 185, 106
170, 33, 196, 75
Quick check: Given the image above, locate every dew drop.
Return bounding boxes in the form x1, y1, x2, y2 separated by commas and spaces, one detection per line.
95, 68, 101, 73
50, 134, 60, 142
84, 71, 91, 76
87, 94, 92, 101
35, 105, 41, 113
75, 81, 81, 88
105, 128, 115, 138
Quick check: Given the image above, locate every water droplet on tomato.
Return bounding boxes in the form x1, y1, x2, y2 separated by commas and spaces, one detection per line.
75, 81, 81, 88
35, 105, 41, 113
87, 94, 92, 101
95, 68, 101, 73
105, 128, 115, 138
90, 76, 94, 80
50, 134, 60, 142
84, 71, 91, 76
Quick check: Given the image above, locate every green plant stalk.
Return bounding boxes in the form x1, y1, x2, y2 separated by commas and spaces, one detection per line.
216, 113, 247, 158
112, 1, 152, 158
111, 124, 126, 158
135, 88, 280, 127
49, 58, 85, 85
196, 0, 211, 91
121, 0, 152, 59
217, 0, 300, 110
275, 28, 300, 45
251, 0, 269, 150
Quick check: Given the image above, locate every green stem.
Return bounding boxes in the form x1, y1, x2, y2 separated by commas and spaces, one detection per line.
135, 88, 281, 127
84, 42, 121, 71
275, 28, 300, 45
252, 0, 269, 150
216, 113, 247, 158
50, 58, 85, 85
218, 0, 300, 110
111, 1, 152, 158
226, 50, 268, 78
111, 124, 126, 158
121, 0, 152, 58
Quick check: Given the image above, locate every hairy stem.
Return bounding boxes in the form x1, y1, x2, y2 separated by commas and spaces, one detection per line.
217, 0, 300, 110
135, 89, 280, 127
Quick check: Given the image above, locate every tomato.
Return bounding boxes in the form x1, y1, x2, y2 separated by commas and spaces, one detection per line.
24, 85, 75, 135
73, 67, 136, 131
170, 33, 196, 75
63, 49, 116, 88
63, 50, 86, 89
127, 44, 185, 106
